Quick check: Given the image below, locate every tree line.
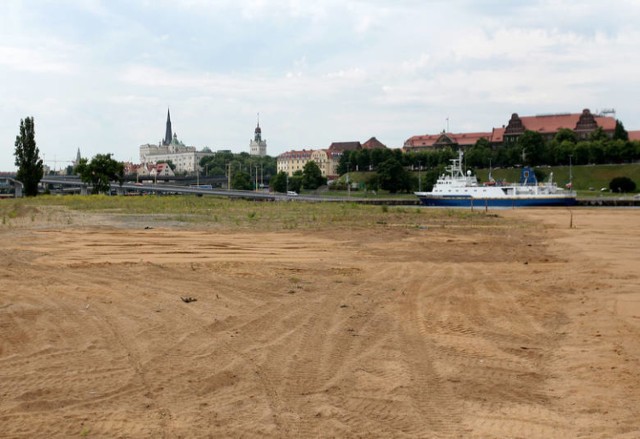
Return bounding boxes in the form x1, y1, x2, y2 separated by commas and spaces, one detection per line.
12, 116, 640, 196
339, 121, 638, 175
332, 121, 640, 193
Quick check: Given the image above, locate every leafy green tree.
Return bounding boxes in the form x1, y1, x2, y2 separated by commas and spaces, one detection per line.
554, 128, 577, 144
609, 176, 636, 193
588, 141, 606, 164
573, 141, 590, 165
589, 127, 608, 141
605, 140, 624, 163
614, 120, 629, 141
634, 141, 640, 161
14, 117, 44, 196
336, 151, 353, 175
494, 145, 521, 167
554, 140, 575, 165
620, 141, 637, 163
366, 173, 380, 191
422, 168, 442, 192
271, 171, 302, 193
355, 149, 371, 171
270, 171, 288, 193
377, 158, 411, 193
231, 170, 252, 190
75, 154, 124, 194
288, 171, 303, 193
199, 152, 276, 179
465, 138, 492, 168
516, 130, 546, 166
370, 148, 393, 169
301, 160, 326, 189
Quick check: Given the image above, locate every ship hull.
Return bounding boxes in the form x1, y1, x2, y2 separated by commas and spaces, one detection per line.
416, 195, 577, 207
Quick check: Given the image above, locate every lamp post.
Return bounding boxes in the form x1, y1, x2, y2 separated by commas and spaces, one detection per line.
569, 154, 573, 188
418, 161, 422, 192
346, 161, 350, 197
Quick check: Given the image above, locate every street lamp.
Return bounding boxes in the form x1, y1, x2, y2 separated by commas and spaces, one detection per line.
255, 165, 259, 191
569, 154, 573, 188
346, 161, 350, 197
418, 161, 422, 192
195, 157, 200, 187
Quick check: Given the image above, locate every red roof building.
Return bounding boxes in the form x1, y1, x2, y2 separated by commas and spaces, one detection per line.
328, 141, 362, 153
626, 130, 640, 141
503, 109, 616, 143
404, 108, 619, 152
362, 137, 387, 149
403, 131, 499, 151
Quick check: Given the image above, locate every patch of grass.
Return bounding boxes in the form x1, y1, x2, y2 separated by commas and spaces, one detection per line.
6, 194, 505, 231
477, 163, 640, 193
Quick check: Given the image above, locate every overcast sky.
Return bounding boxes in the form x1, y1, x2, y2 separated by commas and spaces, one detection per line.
1, 0, 639, 171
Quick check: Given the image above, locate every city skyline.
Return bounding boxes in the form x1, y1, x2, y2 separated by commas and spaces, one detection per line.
2, 0, 640, 171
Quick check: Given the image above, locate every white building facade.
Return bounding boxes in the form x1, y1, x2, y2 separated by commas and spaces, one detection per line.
249, 119, 267, 156
139, 110, 214, 174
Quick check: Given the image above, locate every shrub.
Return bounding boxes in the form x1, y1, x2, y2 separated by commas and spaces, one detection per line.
609, 176, 636, 193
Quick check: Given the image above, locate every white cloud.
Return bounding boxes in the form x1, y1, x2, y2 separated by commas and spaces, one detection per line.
0, 45, 77, 74
2, 0, 640, 170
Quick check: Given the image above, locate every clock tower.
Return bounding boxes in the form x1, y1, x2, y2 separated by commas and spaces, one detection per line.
249, 114, 267, 156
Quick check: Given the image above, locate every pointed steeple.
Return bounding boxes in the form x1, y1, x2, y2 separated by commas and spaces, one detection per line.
163, 108, 172, 146
254, 112, 262, 142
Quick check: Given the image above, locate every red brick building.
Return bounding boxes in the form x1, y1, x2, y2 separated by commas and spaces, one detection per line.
404, 109, 619, 152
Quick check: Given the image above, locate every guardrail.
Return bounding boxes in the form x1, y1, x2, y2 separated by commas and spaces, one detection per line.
38, 177, 640, 206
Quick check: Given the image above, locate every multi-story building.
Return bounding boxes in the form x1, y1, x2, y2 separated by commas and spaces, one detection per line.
139, 109, 214, 174
403, 108, 618, 152
502, 109, 616, 144
276, 149, 314, 176
403, 130, 504, 152
276, 138, 386, 177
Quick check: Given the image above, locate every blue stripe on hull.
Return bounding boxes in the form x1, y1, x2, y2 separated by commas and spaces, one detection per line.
417, 197, 577, 207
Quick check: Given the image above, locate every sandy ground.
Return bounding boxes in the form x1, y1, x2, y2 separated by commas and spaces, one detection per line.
0, 207, 639, 438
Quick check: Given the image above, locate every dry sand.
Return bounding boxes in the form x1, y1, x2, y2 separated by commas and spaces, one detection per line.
0, 207, 639, 438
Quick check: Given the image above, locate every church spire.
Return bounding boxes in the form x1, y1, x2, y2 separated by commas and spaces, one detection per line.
163, 108, 172, 146
254, 112, 262, 142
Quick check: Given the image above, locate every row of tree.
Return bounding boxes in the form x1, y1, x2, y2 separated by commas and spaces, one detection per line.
269, 161, 327, 193
13, 117, 125, 195
13, 116, 639, 197
463, 125, 638, 168
337, 123, 639, 178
